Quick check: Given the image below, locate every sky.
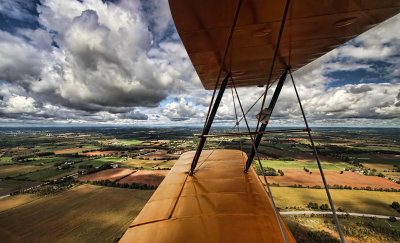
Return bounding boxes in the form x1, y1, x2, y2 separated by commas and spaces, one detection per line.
0, 0, 399, 128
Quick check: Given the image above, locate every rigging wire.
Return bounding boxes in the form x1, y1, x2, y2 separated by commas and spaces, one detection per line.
231, 77, 288, 243
255, 0, 291, 133
230, 78, 245, 167
202, 0, 243, 131
289, 69, 346, 243
195, 79, 244, 172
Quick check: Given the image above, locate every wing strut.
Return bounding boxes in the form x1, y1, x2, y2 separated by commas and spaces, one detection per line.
190, 73, 230, 175
244, 67, 289, 173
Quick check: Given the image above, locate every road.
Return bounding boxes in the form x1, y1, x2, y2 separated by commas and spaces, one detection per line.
280, 211, 400, 220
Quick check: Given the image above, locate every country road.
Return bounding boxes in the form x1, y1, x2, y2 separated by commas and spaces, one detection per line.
280, 211, 400, 220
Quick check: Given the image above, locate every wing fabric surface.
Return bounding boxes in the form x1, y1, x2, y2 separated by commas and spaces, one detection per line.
169, 0, 400, 89
120, 150, 295, 243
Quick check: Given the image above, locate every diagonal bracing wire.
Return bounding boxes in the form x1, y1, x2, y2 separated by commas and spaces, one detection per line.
231, 77, 288, 243
230, 78, 245, 167
289, 69, 346, 243
202, 0, 243, 132
255, 0, 291, 134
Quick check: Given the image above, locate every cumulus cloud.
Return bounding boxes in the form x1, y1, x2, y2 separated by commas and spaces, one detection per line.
0, 1, 399, 127
162, 98, 204, 121
0, 0, 198, 124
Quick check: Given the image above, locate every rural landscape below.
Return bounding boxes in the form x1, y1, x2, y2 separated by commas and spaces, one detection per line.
0, 126, 399, 242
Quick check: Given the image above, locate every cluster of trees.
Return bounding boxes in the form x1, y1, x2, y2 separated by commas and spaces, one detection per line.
307, 202, 330, 211
288, 184, 399, 192
391, 201, 400, 213
89, 180, 157, 190
253, 166, 278, 176
303, 167, 312, 174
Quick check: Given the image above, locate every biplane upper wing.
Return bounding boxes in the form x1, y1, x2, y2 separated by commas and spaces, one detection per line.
169, 0, 400, 89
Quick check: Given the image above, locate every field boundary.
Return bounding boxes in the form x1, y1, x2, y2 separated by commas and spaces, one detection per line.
280, 211, 400, 220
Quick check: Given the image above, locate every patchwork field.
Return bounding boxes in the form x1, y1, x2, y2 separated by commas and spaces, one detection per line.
270, 187, 400, 216
266, 169, 400, 190
118, 170, 169, 186
0, 185, 154, 242
76, 168, 134, 182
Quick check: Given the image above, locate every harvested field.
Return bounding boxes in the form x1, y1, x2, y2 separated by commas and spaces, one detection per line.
118, 170, 169, 186
384, 172, 400, 181
364, 163, 396, 171
0, 185, 154, 242
76, 168, 134, 182
79, 150, 117, 156
0, 194, 38, 212
265, 169, 400, 190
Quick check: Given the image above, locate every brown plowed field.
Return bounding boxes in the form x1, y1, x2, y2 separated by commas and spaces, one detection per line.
265, 169, 400, 190
54, 148, 84, 154
79, 150, 116, 156
118, 170, 169, 186
76, 168, 134, 182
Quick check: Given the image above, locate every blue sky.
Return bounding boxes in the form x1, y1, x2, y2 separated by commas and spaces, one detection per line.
0, 0, 399, 127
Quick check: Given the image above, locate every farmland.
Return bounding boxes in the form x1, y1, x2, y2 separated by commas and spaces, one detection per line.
0, 126, 399, 242
266, 169, 400, 190
0, 185, 153, 242
270, 187, 400, 216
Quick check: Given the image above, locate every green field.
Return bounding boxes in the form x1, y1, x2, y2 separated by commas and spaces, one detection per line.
260, 160, 350, 171
0, 180, 41, 196
102, 139, 142, 145
0, 156, 13, 165
0, 165, 43, 178
78, 157, 122, 168
271, 187, 400, 216
349, 153, 399, 165
350, 145, 400, 153
119, 139, 143, 145
14, 167, 77, 181
120, 158, 171, 169
0, 185, 154, 242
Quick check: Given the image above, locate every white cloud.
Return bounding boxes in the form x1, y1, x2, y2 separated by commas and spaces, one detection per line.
0, 1, 399, 127
162, 98, 204, 121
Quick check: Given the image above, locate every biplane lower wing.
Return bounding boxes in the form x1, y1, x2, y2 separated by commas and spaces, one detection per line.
120, 150, 295, 243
